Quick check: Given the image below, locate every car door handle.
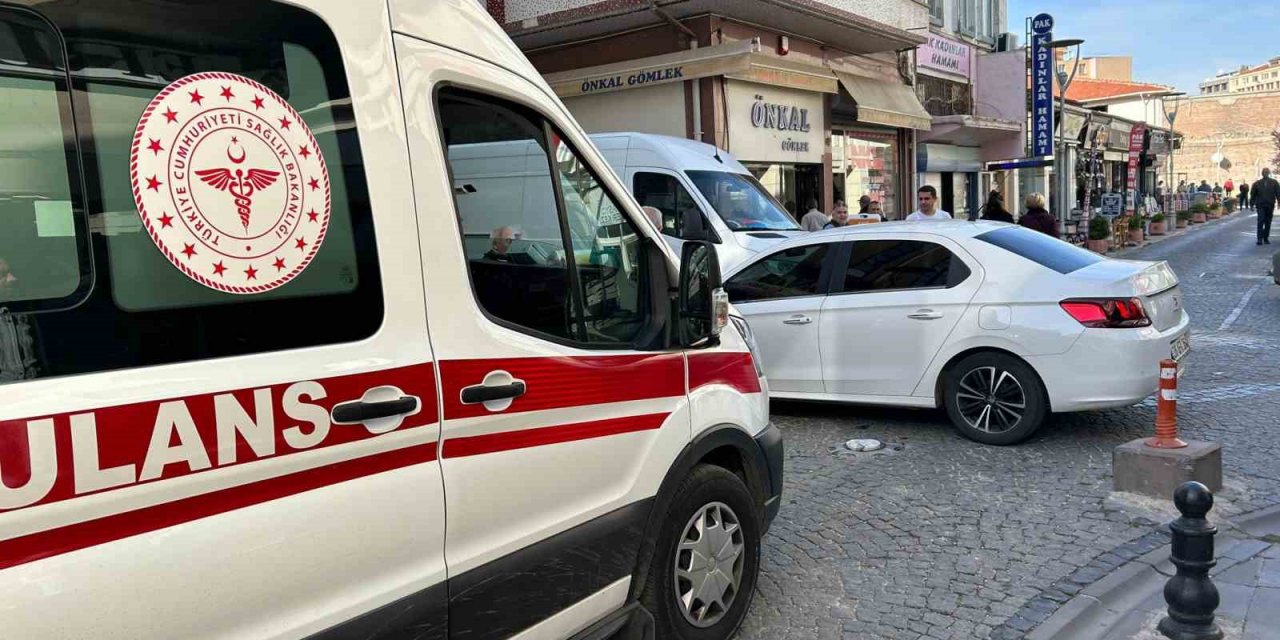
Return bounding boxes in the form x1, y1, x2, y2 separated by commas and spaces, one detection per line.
908, 311, 944, 320
461, 380, 527, 404
331, 396, 419, 424
782, 315, 813, 325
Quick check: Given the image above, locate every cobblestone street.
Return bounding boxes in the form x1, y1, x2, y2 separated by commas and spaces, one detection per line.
737, 213, 1280, 640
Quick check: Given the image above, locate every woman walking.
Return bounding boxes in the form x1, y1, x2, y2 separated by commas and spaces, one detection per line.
1018, 192, 1059, 238
979, 191, 1014, 223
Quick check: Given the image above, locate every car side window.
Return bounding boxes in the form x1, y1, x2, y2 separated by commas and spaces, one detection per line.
0, 2, 383, 385
633, 172, 699, 238
842, 239, 969, 293
725, 243, 830, 303
437, 88, 646, 346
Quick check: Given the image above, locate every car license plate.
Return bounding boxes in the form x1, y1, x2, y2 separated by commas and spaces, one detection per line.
1171, 333, 1191, 362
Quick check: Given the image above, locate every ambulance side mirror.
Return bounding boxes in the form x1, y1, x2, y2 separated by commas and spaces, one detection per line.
677, 241, 726, 347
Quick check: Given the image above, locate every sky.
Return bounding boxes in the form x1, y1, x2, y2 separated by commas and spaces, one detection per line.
1007, 0, 1276, 94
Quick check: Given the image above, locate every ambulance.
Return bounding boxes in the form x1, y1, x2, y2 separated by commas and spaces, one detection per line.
0, 2, 781, 639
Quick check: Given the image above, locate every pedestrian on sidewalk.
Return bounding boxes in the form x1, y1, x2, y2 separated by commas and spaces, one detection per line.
1198, 180, 1212, 193
1225, 177, 1235, 199
906, 185, 952, 221
799, 198, 828, 232
980, 191, 1014, 223
856, 195, 872, 214
823, 201, 850, 229
1238, 181, 1250, 209
1018, 192, 1060, 238
1250, 168, 1279, 245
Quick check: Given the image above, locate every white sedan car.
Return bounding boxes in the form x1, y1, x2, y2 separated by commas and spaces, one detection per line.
725, 221, 1190, 445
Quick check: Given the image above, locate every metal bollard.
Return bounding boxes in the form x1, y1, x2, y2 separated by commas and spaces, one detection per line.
1158, 481, 1224, 640
1148, 359, 1187, 449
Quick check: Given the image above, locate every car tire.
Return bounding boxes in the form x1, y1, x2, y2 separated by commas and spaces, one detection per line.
640, 464, 761, 640
943, 352, 1048, 446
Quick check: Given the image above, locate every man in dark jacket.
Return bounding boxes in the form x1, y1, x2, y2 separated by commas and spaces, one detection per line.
1239, 181, 1250, 210
1250, 168, 1280, 245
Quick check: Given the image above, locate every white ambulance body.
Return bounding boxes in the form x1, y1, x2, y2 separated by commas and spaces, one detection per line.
0, 2, 781, 639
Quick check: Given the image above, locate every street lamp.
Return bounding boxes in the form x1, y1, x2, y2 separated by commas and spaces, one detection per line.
1160, 92, 1186, 213
1048, 38, 1084, 228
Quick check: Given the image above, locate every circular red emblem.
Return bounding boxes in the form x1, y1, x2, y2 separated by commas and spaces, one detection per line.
130, 72, 331, 294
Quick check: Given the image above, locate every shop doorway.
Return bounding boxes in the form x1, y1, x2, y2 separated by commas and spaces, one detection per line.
748, 163, 824, 219
940, 172, 975, 220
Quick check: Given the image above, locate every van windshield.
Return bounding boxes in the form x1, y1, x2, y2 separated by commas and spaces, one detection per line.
686, 170, 800, 232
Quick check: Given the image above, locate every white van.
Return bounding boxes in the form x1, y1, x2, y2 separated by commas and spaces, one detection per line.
0, 2, 781, 640
591, 133, 806, 271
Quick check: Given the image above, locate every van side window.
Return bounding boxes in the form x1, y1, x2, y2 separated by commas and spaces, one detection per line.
633, 172, 698, 238
437, 88, 647, 346
0, 2, 382, 384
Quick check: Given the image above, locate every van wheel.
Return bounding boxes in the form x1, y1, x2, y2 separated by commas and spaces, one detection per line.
640, 464, 760, 640
943, 352, 1047, 445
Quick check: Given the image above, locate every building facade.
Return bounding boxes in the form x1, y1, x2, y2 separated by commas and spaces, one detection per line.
1200, 58, 1280, 96
916, 0, 1020, 219
485, 0, 935, 220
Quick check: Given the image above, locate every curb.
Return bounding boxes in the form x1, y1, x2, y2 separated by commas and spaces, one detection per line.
1024, 536, 1255, 640
1022, 501, 1280, 640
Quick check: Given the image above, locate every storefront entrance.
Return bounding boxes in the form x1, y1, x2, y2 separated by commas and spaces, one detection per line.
749, 163, 823, 217
832, 128, 899, 216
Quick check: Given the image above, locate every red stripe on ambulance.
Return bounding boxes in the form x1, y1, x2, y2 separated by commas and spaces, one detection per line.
689, 352, 762, 394
441, 413, 667, 459
0, 364, 438, 514
439, 354, 685, 420
0, 442, 437, 571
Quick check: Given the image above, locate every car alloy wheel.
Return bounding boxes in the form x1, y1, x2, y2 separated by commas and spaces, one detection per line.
955, 366, 1027, 434
673, 501, 745, 628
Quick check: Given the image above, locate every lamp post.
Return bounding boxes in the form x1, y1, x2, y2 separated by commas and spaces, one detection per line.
1161, 92, 1186, 213
1048, 38, 1084, 229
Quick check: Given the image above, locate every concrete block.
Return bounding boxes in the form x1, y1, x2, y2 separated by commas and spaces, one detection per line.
1112, 439, 1222, 499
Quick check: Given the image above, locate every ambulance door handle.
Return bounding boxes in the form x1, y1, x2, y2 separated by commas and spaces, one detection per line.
332, 396, 419, 424
461, 380, 527, 404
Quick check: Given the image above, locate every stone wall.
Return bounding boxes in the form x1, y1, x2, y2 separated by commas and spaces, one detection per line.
1172, 92, 1280, 185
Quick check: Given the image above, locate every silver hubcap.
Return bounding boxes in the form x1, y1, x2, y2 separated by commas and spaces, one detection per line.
956, 366, 1027, 434
673, 501, 745, 628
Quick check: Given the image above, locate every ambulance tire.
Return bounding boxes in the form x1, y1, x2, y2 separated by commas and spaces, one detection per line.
639, 464, 761, 640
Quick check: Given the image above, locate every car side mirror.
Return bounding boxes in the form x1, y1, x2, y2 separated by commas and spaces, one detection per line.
677, 240, 727, 347
680, 208, 710, 242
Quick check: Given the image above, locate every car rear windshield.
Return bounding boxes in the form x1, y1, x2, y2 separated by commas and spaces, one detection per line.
975, 226, 1103, 274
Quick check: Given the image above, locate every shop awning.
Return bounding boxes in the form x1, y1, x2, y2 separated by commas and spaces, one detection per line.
726, 54, 839, 94
919, 114, 1021, 146
543, 40, 758, 98
834, 71, 932, 131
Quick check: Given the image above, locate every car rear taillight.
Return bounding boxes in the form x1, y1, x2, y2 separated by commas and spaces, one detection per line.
1060, 298, 1151, 328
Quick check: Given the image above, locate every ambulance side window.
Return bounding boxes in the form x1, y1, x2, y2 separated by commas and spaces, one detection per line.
0, 10, 91, 314
0, 1, 383, 385
438, 88, 647, 346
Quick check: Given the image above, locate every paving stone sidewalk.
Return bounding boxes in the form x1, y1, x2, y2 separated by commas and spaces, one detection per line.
1025, 505, 1280, 640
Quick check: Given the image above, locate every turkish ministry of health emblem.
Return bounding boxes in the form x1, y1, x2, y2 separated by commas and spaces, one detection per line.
130, 72, 331, 294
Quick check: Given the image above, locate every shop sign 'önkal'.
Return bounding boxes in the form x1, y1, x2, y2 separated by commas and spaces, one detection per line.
130, 72, 331, 294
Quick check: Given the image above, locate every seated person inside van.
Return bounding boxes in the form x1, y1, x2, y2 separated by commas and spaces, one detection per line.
484, 225, 518, 262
